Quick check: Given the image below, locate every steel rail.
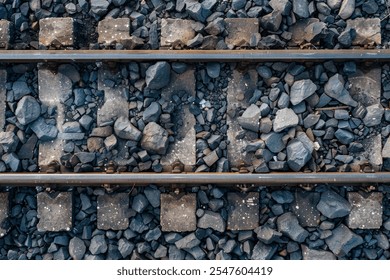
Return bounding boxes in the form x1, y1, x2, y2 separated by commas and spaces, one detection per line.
0, 172, 389, 186
0, 49, 389, 62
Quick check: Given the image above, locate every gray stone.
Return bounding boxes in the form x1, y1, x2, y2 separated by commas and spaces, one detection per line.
79, 115, 93, 131
30, 117, 58, 141
375, 233, 389, 250
132, 194, 149, 213
118, 238, 134, 258
261, 132, 285, 153
114, 116, 141, 141
75, 152, 95, 163
104, 135, 117, 150
63, 122, 82, 133
238, 104, 260, 132
186, 2, 211, 22
203, 150, 219, 167
324, 74, 357, 106
363, 104, 383, 127
175, 233, 200, 249
90, 235, 107, 255
269, 0, 292, 15
69, 237, 86, 260
317, 190, 351, 219
272, 190, 294, 204
338, 0, 355, 20
205, 18, 225, 36
301, 245, 336, 260
382, 138, 390, 158
58, 64, 80, 84
12, 81, 31, 100
2, 153, 20, 172
145, 62, 171, 90
198, 210, 225, 232
15, 96, 41, 125
273, 108, 298, 132
325, 224, 363, 257
143, 102, 161, 123
256, 65, 272, 79
90, 0, 109, 16
277, 212, 309, 243
206, 62, 220, 78
251, 242, 277, 260
143, 187, 160, 208
290, 79, 317, 105
255, 225, 282, 244
327, 0, 342, 9
141, 122, 169, 155
154, 245, 167, 258
304, 22, 327, 43
335, 129, 354, 145
145, 227, 162, 242
261, 11, 282, 32
293, 0, 310, 18
347, 192, 382, 229
286, 139, 311, 171
0, 131, 19, 153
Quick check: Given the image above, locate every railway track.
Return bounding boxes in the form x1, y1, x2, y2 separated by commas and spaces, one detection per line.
1, 6, 390, 260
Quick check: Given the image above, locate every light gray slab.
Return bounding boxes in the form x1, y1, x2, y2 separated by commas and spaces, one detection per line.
97, 193, 130, 230
0, 192, 9, 238
227, 192, 259, 230
0, 69, 5, 130
347, 192, 383, 229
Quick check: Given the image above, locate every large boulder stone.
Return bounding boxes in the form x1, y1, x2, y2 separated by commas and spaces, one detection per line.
15, 96, 41, 125
273, 108, 299, 132
114, 116, 142, 141
290, 79, 317, 105
324, 74, 357, 106
145, 62, 171, 90
286, 139, 311, 171
141, 122, 169, 155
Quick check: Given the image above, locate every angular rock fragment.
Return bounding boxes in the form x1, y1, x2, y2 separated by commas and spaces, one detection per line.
286, 139, 311, 171
0, 131, 19, 153
197, 210, 225, 232
30, 118, 58, 141
251, 242, 277, 260
347, 192, 382, 229
114, 116, 141, 141
324, 74, 357, 106
290, 79, 317, 105
325, 224, 363, 257
273, 108, 298, 132
277, 212, 309, 243
141, 122, 169, 155
301, 245, 336, 260
317, 190, 351, 219
338, 0, 355, 20
346, 18, 381, 45
145, 62, 171, 90
238, 104, 260, 132
363, 104, 383, 127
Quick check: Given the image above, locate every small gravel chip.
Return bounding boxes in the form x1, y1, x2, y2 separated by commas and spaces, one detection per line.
277, 212, 309, 243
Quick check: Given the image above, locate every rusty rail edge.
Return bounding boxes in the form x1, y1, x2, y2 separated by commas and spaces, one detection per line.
0, 49, 389, 62
0, 172, 389, 186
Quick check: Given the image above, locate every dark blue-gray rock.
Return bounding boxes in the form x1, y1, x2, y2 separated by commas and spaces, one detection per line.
205, 18, 225, 36
324, 74, 357, 106
15, 96, 41, 125
2, 153, 20, 171
293, 0, 310, 18
76, 152, 95, 163
272, 190, 294, 204
90, 0, 109, 16
79, 115, 93, 131
171, 62, 187, 74
343, 62, 356, 75
290, 79, 317, 105
375, 233, 389, 250
261, 11, 282, 32
334, 129, 354, 145
362, 0, 378, 14
197, 210, 225, 232
286, 139, 311, 171
137, 242, 151, 254
145, 227, 161, 241
144, 186, 160, 208
269, 0, 292, 15
89, 235, 108, 255
73, 89, 85, 106
261, 132, 285, 153
69, 237, 86, 260
273, 108, 298, 132
54, 235, 69, 246
238, 104, 260, 132
301, 245, 336, 260
254, 225, 282, 244
327, 0, 342, 9
232, 0, 245, 10
30, 118, 58, 141
325, 224, 363, 257
175, 233, 200, 250
277, 212, 309, 243
256, 65, 272, 79
0, 131, 19, 153
187, 34, 203, 47
141, 122, 169, 155
63, 122, 82, 133
145, 62, 171, 90
186, 2, 211, 23
338, 28, 355, 48
206, 62, 220, 78
118, 238, 134, 258
338, 0, 355, 19
12, 81, 31, 100
132, 194, 149, 213
114, 116, 141, 141
316, 190, 351, 219
143, 102, 161, 123
251, 242, 277, 260
363, 104, 383, 127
